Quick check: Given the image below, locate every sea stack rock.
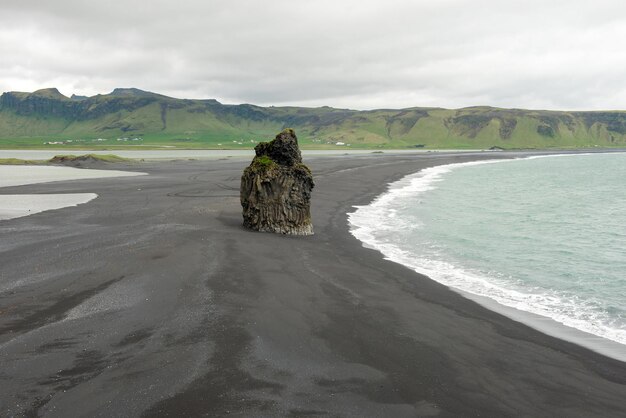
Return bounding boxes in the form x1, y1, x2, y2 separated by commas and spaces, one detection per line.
240, 128, 314, 235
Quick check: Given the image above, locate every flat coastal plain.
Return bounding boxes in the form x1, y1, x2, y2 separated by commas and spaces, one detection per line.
1, 153, 625, 417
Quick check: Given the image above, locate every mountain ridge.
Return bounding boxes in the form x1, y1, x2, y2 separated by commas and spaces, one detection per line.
1, 88, 626, 149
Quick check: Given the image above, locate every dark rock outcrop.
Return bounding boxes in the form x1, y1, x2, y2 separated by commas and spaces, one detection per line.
48, 154, 130, 168
240, 129, 314, 235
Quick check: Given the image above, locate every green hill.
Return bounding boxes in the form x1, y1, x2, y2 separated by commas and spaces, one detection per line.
1, 88, 626, 149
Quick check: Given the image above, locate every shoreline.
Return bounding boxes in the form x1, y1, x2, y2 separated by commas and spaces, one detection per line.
460, 289, 626, 362
1, 152, 625, 416
348, 153, 626, 362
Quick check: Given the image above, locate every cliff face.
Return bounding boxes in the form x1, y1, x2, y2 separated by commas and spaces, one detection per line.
0, 88, 79, 118
240, 129, 314, 235
0, 89, 160, 121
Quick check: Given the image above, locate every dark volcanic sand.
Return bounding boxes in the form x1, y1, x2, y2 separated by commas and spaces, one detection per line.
0, 153, 625, 417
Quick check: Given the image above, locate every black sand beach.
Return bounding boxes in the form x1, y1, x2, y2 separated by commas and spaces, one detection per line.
1, 152, 625, 417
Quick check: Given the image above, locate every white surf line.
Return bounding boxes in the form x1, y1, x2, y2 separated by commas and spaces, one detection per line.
348, 153, 626, 362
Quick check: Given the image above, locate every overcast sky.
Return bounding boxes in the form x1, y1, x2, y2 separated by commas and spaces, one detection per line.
1, 0, 625, 110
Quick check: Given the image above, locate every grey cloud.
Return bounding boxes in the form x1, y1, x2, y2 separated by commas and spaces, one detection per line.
1, 0, 625, 109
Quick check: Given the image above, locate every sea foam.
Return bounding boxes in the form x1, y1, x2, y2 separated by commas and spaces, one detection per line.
348, 155, 626, 349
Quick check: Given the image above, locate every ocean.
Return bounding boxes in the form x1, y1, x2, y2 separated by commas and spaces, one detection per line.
349, 152, 626, 354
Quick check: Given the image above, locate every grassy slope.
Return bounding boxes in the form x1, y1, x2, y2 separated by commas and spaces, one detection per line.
2, 90, 626, 149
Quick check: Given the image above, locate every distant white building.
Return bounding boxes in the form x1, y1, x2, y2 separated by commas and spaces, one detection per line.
336, 142, 345, 146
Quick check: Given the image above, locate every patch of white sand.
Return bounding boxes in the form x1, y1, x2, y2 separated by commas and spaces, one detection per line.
0, 165, 145, 188
0, 194, 98, 220
0, 165, 146, 220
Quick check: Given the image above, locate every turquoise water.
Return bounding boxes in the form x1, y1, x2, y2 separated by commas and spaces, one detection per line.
349, 153, 626, 346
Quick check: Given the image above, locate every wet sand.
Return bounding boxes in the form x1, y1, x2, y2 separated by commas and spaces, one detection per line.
0, 153, 625, 417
